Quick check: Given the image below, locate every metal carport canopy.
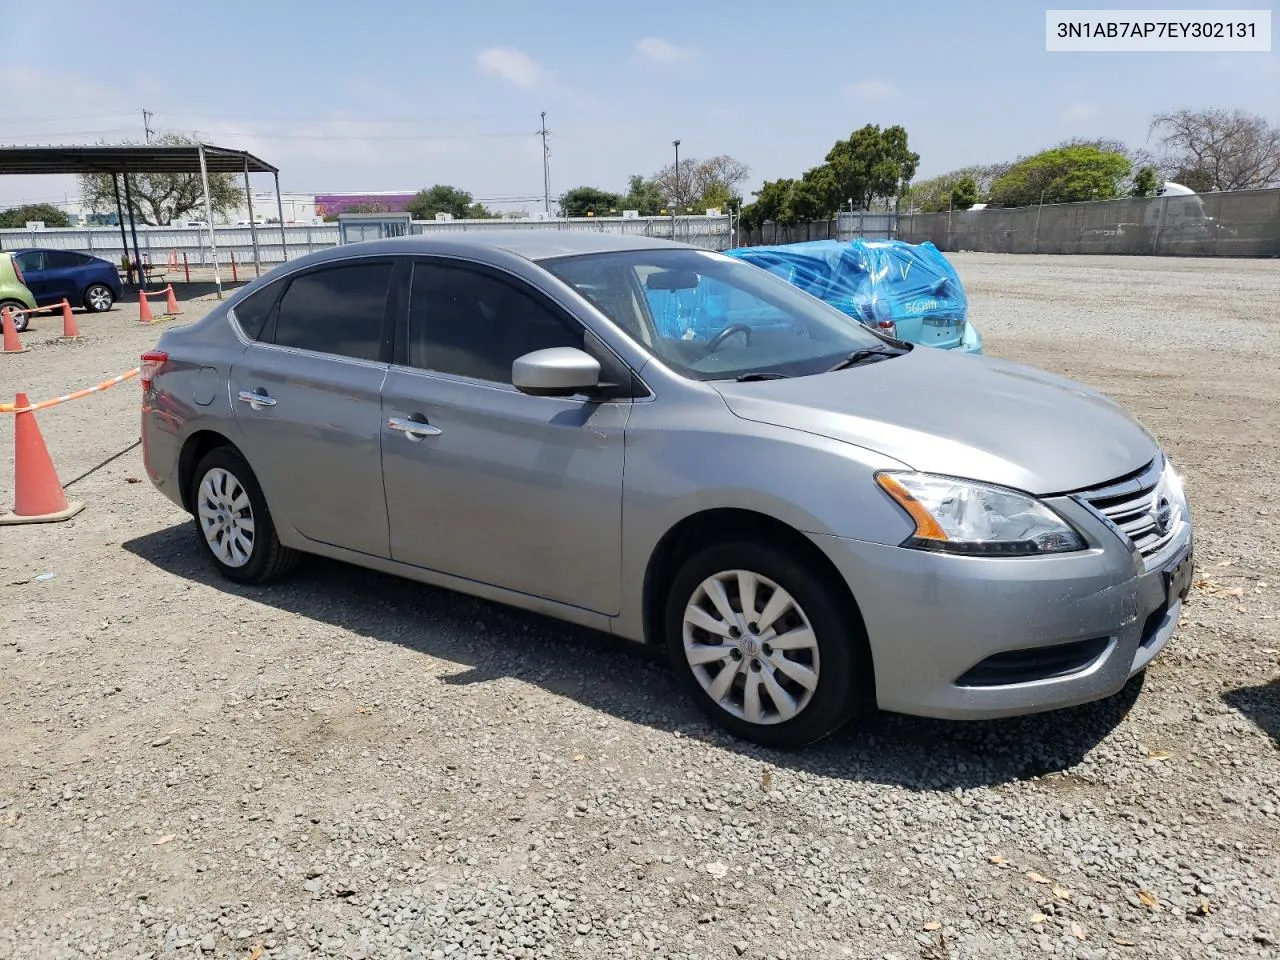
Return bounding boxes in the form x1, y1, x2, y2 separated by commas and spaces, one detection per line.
0, 144, 276, 175
0, 143, 285, 297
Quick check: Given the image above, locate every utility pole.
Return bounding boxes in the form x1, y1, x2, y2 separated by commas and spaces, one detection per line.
672, 140, 681, 238
539, 111, 551, 216
142, 109, 154, 143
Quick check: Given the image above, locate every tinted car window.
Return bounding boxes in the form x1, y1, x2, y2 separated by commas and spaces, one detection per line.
272, 262, 392, 361
44, 251, 82, 269
14, 251, 44, 273
230, 283, 281, 341
408, 261, 583, 382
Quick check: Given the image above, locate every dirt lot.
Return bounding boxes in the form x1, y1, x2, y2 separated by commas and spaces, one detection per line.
2, 255, 1278, 960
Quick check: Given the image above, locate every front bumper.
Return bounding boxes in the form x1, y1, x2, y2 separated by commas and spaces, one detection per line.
811, 502, 1191, 720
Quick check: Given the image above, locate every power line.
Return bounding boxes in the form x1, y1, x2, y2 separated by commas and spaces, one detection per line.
190, 130, 535, 142
0, 112, 137, 125
0, 128, 142, 142
163, 110, 534, 124
142, 108, 154, 144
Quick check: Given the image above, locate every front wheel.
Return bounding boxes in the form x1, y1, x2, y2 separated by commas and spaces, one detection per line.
1, 300, 29, 333
665, 539, 872, 749
190, 445, 298, 584
83, 283, 114, 312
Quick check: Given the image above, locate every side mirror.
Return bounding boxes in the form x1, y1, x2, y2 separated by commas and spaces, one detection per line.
512, 347, 601, 397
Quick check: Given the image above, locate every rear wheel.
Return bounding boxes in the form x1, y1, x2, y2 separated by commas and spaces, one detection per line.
190, 445, 298, 584
1, 300, 29, 333
83, 284, 114, 312
665, 539, 871, 748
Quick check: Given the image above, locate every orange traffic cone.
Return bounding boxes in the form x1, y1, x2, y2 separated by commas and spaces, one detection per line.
0, 393, 85, 525
59, 299, 82, 340
2, 306, 27, 354
164, 284, 180, 315
138, 290, 154, 324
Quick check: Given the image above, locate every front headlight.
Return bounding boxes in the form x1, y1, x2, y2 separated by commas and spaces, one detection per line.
1163, 456, 1190, 516
876, 472, 1086, 556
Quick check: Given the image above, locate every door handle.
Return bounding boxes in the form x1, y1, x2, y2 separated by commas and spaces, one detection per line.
237, 390, 276, 410
388, 416, 442, 441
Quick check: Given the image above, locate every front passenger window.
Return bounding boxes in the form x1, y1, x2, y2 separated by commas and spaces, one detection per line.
407, 261, 584, 382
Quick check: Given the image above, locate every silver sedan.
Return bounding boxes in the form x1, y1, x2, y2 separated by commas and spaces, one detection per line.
140, 232, 1193, 748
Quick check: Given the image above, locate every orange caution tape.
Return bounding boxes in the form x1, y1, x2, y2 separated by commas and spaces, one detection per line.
1, 367, 140, 414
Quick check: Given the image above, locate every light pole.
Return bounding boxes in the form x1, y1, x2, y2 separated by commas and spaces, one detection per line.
672, 139, 681, 239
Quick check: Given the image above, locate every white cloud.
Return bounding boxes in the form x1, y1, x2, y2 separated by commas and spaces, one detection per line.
636, 37, 694, 62
843, 79, 897, 101
1064, 103, 1100, 122
476, 47, 544, 87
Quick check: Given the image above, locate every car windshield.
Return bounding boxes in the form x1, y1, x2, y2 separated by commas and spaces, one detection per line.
540, 247, 894, 380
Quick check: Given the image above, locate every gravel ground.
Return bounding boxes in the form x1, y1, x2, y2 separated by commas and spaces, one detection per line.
1, 254, 1278, 960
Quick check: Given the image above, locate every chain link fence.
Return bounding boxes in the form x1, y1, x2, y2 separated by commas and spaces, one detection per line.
898, 188, 1280, 257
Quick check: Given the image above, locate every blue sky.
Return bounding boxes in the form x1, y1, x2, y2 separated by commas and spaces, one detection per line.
1, 0, 1276, 209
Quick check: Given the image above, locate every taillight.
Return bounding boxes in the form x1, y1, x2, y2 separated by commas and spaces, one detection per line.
876, 320, 897, 338
140, 350, 169, 391
12, 260, 24, 285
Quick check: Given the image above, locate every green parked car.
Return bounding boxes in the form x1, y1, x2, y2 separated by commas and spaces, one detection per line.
0, 251, 39, 332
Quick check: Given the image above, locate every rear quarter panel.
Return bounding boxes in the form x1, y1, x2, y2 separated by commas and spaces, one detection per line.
142, 308, 248, 508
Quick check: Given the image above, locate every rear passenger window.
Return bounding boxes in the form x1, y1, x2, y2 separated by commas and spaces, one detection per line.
230, 283, 280, 341
272, 262, 392, 361
45, 251, 81, 269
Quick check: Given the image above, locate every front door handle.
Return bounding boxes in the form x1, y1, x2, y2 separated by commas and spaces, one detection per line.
237, 389, 276, 410
388, 416, 442, 441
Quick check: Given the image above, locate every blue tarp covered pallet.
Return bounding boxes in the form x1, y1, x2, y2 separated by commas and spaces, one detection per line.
723, 238, 983, 353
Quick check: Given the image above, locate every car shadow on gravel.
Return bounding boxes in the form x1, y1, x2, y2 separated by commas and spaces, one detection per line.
125, 523, 1138, 792
1223, 681, 1280, 745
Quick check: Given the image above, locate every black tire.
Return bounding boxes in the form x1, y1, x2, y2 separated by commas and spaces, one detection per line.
1, 300, 30, 333
190, 445, 298, 584
83, 283, 115, 312
664, 539, 872, 749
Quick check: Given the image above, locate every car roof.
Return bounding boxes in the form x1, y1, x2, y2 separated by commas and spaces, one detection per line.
10, 247, 104, 260
286, 230, 696, 269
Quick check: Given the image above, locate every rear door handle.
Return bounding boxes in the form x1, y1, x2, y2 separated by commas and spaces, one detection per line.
388, 416, 442, 441
237, 390, 277, 410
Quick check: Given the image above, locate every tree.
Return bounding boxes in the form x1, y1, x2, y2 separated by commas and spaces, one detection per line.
559, 186, 622, 217
949, 174, 979, 210
78, 133, 240, 226
818, 124, 920, 213
622, 175, 665, 215
1170, 166, 1215, 193
744, 178, 797, 227
345, 202, 392, 214
407, 185, 476, 220
1150, 108, 1280, 192
0, 203, 70, 228
988, 144, 1131, 207
1131, 165, 1160, 198
651, 154, 751, 211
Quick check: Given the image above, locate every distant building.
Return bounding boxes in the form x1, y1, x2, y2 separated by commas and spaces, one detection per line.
313, 191, 417, 217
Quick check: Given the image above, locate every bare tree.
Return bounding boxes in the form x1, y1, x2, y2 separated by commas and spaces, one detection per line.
651, 154, 751, 209
79, 132, 241, 225
1149, 108, 1280, 192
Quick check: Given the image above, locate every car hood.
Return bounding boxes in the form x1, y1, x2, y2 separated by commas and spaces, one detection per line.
711, 347, 1159, 495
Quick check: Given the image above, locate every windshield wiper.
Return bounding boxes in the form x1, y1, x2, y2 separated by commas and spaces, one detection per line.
734, 371, 790, 382
825, 345, 905, 373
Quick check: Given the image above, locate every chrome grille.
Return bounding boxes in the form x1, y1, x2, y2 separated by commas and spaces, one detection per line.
1074, 455, 1182, 559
